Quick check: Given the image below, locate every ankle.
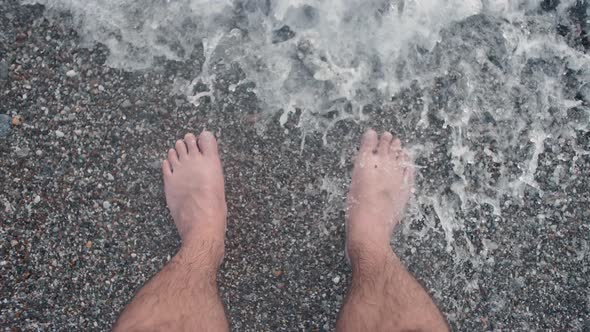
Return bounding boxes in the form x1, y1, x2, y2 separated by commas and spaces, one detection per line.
347, 241, 395, 279
175, 238, 225, 276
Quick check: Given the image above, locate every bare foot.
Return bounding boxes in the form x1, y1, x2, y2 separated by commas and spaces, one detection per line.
162, 131, 227, 264
346, 129, 415, 264
337, 131, 449, 332
113, 132, 229, 330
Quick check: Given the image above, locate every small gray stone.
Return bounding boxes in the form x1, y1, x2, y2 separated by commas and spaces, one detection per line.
148, 160, 162, 169
577, 83, 590, 103
66, 70, 77, 78
121, 99, 132, 108
0, 114, 10, 137
15, 147, 30, 158
0, 60, 8, 81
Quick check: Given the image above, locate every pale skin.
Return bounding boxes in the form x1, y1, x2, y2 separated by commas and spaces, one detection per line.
112, 129, 449, 332
337, 129, 449, 332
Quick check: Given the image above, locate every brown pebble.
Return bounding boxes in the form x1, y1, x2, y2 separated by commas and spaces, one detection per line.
85, 241, 93, 249
15, 32, 27, 43
12, 115, 23, 126
273, 269, 283, 278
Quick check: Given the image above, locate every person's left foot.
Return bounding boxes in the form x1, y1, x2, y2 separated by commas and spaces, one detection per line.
162, 131, 227, 265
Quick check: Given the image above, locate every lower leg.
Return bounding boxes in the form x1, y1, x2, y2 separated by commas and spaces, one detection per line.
336, 130, 448, 332
338, 244, 448, 331
113, 132, 229, 332
112, 241, 228, 331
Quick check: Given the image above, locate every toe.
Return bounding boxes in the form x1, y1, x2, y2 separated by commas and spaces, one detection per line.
198, 131, 219, 156
403, 158, 415, 187
162, 159, 173, 177
168, 148, 179, 166
360, 129, 378, 154
184, 133, 199, 155
175, 139, 188, 158
378, 132, 393, 155
390, 138, 402, 157
402, 150, 413, 167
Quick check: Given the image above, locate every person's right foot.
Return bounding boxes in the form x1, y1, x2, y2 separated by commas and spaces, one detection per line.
345, 129, 415, 265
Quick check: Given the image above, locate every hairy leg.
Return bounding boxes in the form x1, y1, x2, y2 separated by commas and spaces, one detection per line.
113, 131, 229, 332
336, 129, 449, 332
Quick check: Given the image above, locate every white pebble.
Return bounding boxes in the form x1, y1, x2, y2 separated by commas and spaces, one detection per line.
131, 253, 137, 258
33, 195, 41, 204
103, 201, 111, 209
66, 70, 77, 77
332, 276, 341, 284
55, 130, 65, 138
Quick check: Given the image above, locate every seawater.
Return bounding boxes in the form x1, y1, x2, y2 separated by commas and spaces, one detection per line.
25, 0, 590, 260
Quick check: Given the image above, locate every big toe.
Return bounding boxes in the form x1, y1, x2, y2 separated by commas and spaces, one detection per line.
360, 129, 378, 154
198, 131, 219, 157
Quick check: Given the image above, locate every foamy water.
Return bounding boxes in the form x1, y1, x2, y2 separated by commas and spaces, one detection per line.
26, 0, 590, 261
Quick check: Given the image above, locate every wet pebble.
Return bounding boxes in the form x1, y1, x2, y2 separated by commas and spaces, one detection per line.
0, 114, 11, 137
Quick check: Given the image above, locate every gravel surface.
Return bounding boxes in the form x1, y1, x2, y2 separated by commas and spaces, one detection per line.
1, 1, 589, 331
